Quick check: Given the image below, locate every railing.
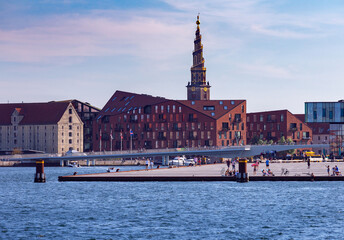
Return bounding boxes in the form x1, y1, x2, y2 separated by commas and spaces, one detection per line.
188, 118, 198, 122
0, 143, 330, 161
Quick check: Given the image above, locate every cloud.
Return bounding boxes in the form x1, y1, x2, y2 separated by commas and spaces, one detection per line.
236, 62, 293, 80
162, 0, 344, 39
0, 10, 192, 63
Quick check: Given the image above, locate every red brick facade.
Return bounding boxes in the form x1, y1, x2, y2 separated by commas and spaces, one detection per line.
246, 110, 312, 145
93, 91, 246, 151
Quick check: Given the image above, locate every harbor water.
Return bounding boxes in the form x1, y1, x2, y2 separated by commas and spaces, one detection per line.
1, 167, 344, 239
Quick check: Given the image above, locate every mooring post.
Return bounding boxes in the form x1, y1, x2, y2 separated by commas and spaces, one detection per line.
34, 159, 46, 183
236, 158, 249, 182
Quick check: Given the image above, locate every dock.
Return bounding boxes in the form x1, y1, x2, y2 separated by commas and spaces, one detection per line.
58, 161, 344, 182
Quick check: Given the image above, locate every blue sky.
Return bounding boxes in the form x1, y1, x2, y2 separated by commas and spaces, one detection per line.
1, 0, 344, 113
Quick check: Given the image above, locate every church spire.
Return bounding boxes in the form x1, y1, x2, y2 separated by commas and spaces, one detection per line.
187, 15, 211, 100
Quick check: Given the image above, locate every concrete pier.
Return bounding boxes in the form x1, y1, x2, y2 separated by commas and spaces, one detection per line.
58, 161, 344, 182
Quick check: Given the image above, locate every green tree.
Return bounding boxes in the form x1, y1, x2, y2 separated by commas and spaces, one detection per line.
278, 136, 286, 144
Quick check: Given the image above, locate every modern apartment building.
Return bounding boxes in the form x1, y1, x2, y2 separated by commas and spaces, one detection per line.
93, 91, 246, 151
305, 101, 344, 156
246, 110, 312, 147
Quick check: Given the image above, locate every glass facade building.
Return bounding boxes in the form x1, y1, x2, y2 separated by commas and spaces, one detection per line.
305, 101, 344, 156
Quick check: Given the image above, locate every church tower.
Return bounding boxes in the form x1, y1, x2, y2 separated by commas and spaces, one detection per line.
187, 15, 211, 101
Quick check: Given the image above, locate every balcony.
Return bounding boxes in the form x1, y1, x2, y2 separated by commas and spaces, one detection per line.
188, 136, 198, 140
188, 118, 198, 122
114, 127, 123, 132
143, 127, 152, 132
233, 118, 242, 123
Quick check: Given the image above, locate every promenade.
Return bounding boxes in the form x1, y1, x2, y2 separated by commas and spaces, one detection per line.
58, 161, 344, 181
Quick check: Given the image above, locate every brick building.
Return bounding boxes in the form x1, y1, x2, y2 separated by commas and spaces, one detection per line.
93, 16, 246, 151
246, 110, 312, 146
93, 91, 246, 151
0, 102, 83, 154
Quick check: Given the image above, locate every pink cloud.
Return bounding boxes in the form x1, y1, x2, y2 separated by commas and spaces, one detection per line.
0, 11, 192, 63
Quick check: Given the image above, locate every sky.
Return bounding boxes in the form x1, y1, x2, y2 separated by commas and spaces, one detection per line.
1, 0, 344, 113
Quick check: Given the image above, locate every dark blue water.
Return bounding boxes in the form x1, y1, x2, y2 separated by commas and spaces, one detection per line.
1, 167, 344, 240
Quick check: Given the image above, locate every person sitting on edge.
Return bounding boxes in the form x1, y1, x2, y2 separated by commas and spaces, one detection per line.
262, 169, 267, 176
267, 169, 274, 176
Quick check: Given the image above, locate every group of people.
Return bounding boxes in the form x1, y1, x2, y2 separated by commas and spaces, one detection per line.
225, 158, 238, 176
327, 165, 342, 176
225, 159, 237, 170
261, 168, 274, 176
145, 159, 154, 170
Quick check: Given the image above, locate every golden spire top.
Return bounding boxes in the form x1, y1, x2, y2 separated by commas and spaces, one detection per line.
196, 14, 200, 26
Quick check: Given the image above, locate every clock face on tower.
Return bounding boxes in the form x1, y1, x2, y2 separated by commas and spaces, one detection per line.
203, 87, 207, 92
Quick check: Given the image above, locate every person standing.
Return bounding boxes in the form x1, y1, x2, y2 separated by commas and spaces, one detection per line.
327, 165, 330, 176
307, 157, 310, 169
150, 160, 154, 169
232, 159, 236, 171
265, 159, 270, 168
226, 159, 231, 170
145, 159, 149, 171
194, 157, 197, 167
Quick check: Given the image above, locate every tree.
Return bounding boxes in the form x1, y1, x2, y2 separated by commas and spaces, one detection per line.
278, 136, 286, 144
250, 135, 260, 145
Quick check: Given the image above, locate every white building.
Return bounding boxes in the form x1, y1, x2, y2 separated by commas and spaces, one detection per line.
0, 102, 83, 154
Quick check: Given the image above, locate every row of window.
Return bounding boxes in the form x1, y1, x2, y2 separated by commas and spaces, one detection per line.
99, 131, 214, 141
247, 114, 284, 123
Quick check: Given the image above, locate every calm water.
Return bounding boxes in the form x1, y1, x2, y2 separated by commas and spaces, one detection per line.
0, 167, 344, 240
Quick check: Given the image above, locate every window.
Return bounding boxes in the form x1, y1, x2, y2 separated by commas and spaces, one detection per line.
69, 125, 72, 130
231, 101, 235, 105
322, 108, 326, 117
224, 106, 228, 110
329, 111, 333, 119
203, 106, 215, 111
281, 114, 284, 122
219, 101, 223, 105
260, 115, 263, 122
69, 139, 72, 144
191, 101, 195, 105
69, 117, 72, 123
313, 111, 317, 120
69, 132, 72, 137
